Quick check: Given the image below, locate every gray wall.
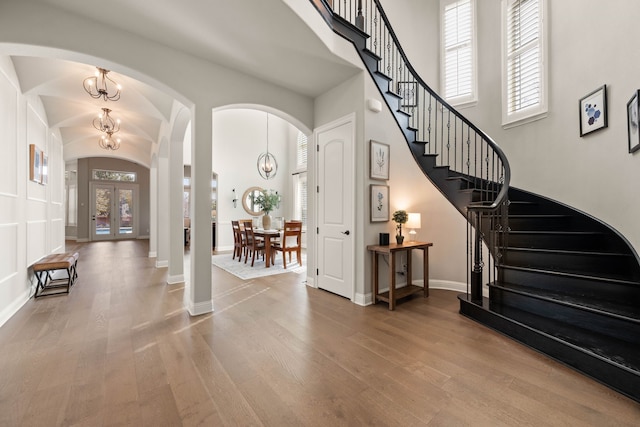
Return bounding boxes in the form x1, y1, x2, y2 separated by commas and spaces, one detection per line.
76, 157, 150, 241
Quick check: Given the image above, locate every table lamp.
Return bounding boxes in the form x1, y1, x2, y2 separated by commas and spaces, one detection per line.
406, 213, 421, 241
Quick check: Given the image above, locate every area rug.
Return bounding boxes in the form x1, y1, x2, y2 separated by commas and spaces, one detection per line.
212, 252, 306, 280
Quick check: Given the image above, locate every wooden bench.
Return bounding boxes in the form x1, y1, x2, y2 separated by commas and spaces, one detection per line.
32, 252, 79, 298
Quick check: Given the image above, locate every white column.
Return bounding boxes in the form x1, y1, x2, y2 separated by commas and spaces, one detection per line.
156, 154, 169, 268
148, 158, 158, 258
168, 129, 184, 284
184, 105, 213, 316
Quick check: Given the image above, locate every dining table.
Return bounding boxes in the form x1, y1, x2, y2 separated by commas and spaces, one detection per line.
252, 229, 281, 268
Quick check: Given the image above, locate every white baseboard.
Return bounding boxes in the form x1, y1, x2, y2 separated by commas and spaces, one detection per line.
358, 279, 468, 308
0, 287, 30, 329
354, 292, 372, 306
156, 260, 168, 268
137, 235, 149, 240
65, 235, 77, 241
183, 287, 214, 316
305, 276, 316, 288
148, 251, 157, 258
167, 274, 184, 285
429, 279, 467, 293
217, 245, 233, 252
77, 238, 89, 243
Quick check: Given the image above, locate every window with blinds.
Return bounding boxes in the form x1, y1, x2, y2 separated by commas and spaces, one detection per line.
296, 131, 308, 170
441, 0, 476, 106
294, 172, 307, 227
502, 0, 547, 125
294, 131, 308, 227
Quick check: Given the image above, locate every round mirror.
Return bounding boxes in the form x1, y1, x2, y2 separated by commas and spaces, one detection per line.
242, 187, 264, 215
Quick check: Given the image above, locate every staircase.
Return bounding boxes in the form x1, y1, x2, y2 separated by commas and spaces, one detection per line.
311, 0, 640, 402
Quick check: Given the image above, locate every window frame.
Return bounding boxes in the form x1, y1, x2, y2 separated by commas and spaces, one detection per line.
440, 0, 478, 108
501, 0, 548, 127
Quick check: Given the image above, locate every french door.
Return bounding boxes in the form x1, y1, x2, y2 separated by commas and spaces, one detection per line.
91, 182, 139, 240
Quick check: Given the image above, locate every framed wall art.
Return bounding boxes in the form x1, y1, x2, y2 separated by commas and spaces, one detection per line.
370, 140, 390, 180
579, 84, 608, 137
370, 184, 389, 222
29, 144, 41, 183
398, 81, 418, 107
627, 90, 640, 154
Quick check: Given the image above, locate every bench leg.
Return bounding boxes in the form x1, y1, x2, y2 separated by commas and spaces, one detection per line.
34, 269, 72, 298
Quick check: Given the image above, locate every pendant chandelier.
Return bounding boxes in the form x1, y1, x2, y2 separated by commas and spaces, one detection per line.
93, 108, 121, 133
83, 67, 121, 101
257, 113, 278, 180
99, 130, 121, 151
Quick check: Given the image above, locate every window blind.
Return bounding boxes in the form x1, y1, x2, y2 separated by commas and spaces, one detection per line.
296, 132, 308, 170
443, 0, 473, 100
506, 0, 541, 114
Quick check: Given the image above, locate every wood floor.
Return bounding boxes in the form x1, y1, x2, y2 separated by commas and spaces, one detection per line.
1, 240, 639, 426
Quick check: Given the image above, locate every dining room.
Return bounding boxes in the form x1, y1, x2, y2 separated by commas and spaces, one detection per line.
184, 107, 308, 280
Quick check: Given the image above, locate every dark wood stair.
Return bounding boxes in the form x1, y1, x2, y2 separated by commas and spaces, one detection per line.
312, 0, 640, 403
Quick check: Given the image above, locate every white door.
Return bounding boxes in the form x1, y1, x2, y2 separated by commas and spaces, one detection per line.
91, 182, 139, 241
316, 115, 355, 299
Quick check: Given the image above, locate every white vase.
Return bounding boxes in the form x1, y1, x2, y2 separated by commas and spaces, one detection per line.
262, 213, 272, 230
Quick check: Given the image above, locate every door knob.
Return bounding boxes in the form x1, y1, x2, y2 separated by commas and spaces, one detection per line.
341, 230, 350, 235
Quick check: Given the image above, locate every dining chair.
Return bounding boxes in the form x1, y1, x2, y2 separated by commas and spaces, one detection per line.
231, 220, 245, 261
241, 219, 266, 266
271, 220, 302, 269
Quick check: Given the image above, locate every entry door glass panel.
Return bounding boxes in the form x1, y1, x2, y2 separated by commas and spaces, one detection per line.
118, 188, 133, 235
95, 187, 112, 237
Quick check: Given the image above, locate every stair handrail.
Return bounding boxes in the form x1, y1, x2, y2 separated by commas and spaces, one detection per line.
312, 0, 510, 213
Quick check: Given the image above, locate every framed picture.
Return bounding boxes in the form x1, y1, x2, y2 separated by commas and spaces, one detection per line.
29, 144, 41, 183
41, 153, 48, 185
627, 90, 640, 154
370, 184, 389, 222
398, 81, 418, 107
370, 140, 390, 180
579, 85, 608, 137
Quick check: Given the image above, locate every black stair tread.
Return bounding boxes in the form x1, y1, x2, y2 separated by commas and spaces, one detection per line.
413, 140, 429, 145
362, 48, 381, 61
505, 246, 634, 257
446, 176, 474, 183
509, 214, 571, 219
505, 230, 604, 236
373, 70, 392, 81
499, 264, 640, 287
490, 281, 640, 322
386, 91, 402, 100
489, 303, 640, 372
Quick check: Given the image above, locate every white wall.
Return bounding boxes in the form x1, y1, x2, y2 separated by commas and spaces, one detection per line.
379, 0, 440, 88
0, 56, 65, 327
213, 109, 294, 251
459, 0, 640, 257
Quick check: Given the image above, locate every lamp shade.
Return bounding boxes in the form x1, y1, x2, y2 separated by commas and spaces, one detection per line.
406, 213, 421, 230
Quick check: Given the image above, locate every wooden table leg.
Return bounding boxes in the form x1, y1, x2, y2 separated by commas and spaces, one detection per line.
265, 235, 272, 267
372, 252, 379, 305
406, 248, 412, 289
389, 251, 396, 310
423, 247, 429, 297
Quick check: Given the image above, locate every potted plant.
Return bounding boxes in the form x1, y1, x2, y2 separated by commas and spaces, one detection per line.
253, 189, 280, 229
392, 210, 408, 244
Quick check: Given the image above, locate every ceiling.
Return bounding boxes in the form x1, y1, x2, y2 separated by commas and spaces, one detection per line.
9, 0, 360, 167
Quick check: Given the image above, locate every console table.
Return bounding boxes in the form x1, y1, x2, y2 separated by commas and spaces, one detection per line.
367, 241, 433, 310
